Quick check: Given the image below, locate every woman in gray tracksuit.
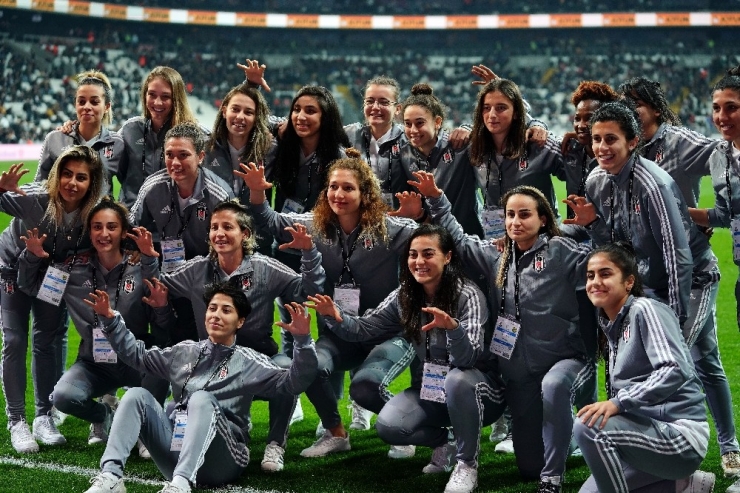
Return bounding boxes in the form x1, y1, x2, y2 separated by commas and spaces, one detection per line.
135, 199, 325, 472
17, 199, 173, 445
242, 151, 419, 458
83, 282, 318, 493
309, 224, 501, 493
409, 172, 592, 492
575, 243, 712, 493
0, 146, 104, 452
565, 101, 739, 473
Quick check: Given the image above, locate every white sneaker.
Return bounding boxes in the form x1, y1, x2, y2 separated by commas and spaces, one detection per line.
315, 421, 326, 439
84, 472, 125, 493
9, 419, 39, 454
88, 403, 113, 445
444, 462, 478, 493
158, 483, 189, 493
300, 430, 351, 458
137, 439, 151, 459
290, 399, 304, 426
494, 431, 514, 454
727, 475, 740, 493
51, 406, 67, 427
261, 441, 285, 472
722, 451, 740, 478
388, 444, 416, 459
422, 442, 457, 474
676, 470, 715, 493
32, 415, 66, 445
349, 400, 373, 431
489, 415, 508, 442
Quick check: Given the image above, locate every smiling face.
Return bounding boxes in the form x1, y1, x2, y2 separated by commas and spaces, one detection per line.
164, 136, 203, 194
75, 84, 109, 130
205, 292, 245, 346
573, 99, 599, 147
404, 105, 441, 156
505, 193, 545, 252
363, 84, 399, 132
223, 93, 257, 146
89, 208, 124, 255
146, 77, 173, 130
586, 252, 635, 321
481, 90, 515, 142
407, 234, 451, 297
58, 159, 91, 211
327, 169, 361, 220
209, 209, 248, 258
291, 95, 322, 141
591, 120, 638, 175
713, 88, 740, 149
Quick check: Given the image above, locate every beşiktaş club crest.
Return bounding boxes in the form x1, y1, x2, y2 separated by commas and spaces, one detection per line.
3, 279, 14, 295
442, 149, 454, 164
654, 144, 663, 163
123, 275, 136, 294
633, 199, 641, 215
196, 203, 208, 221
241, 275, 252, 290
518, 155, 528, 171
391, 143, 400, 156
533, 252, 545, 272
104, 145, 114, 159
363, 237, 374, 250
623, 322, 631, 342
219, 365, 229, 379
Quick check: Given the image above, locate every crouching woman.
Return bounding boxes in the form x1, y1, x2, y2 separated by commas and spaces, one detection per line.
84, 282, 318, 493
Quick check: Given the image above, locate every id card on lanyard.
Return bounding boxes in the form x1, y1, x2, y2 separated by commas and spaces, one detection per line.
491, 315, 521, 360
170, 411, 188, 451
161, 239, 186, 274
420, 361, 449, 403
732, 217, 740, 264
281, 198, 305, 214
481, 207, 505, 240
334, 284, 361, 316
37, 266, 70, 306
92, 324, 117, 364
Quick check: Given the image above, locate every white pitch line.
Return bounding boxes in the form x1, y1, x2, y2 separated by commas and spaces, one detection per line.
0, 456, 290, 493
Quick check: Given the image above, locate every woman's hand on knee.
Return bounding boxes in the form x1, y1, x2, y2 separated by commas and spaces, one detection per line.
576, 400, 619, 429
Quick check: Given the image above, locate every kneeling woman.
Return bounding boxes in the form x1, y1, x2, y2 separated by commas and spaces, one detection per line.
83, 283, 318, 493
309, 224, 503, 493
575, 243, 713, 493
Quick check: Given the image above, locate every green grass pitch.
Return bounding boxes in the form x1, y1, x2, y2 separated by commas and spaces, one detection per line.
0, 160, 738, 492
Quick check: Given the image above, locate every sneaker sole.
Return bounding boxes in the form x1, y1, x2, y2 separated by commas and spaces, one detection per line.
261, 462, 284, 473
300, 444, 351, 458
349, 424, 371, 431
33, 434, 67, 446
13, 444, 40, 454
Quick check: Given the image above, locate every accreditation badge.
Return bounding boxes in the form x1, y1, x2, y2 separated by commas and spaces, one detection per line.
170, 411, 188, 451
420, 361, 450, 403
490, 315, 521, 360
37, 266, 69, 306
281, 198, 305, 214
161, 239, 186, 274
481, 207, 505, 240
92, 324, 117, 364
732, 217, 740, 265
333, 284, 360, 316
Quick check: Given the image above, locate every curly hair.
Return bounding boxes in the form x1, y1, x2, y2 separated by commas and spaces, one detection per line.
140, 66, 196, 127
713, 65, 740, 95
44, 145, 105, 231
618, 76, 681, 127
470, 79, 527, 165
311, 148, 389, 243
495, 186, 560, 287
399, 224, 465, 345
208, 84, 273, 166
273, 86, 350, 199
208, 200, 257, 258
165, 122, 207, 154
571, 81, 619, 107
591, 101, 642, 145
75, 70, 114, 125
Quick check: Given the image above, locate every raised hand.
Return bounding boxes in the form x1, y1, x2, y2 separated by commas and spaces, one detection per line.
142, 278, 169, 308
305, 294, 342, 322
408, 170, 442, 198
471, 64, 499, 85
55, 120, 77, 134
275, 301, 311, 336
20, 228, 49, 258
421, 306, 459, 331
389, 191, 423, 219
562, 195, 597, 226
84, 289, 115, 319
236, 58, 271, 92
526, 126, 548, 148
279, 223, 314, 251
235, 161, 272, 191
127, 227, 159, 257
0, 163, 29, 195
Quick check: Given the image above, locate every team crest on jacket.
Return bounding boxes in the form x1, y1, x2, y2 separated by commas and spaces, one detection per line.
391, 143, 400, 157
103, 145, 113, 159
219, 365, 229, 379
123, 275, 136, 294
240, 275, 252, 290
196, 203, 208, 221
442, 149, 454, 164
654, 144, 663, 163
623, 322, 630, 342
533, 253, 545, 272
518, 155, 528, 171
633, 200, 641, 215
363, 237, 374, 250
3, 279, 14, 295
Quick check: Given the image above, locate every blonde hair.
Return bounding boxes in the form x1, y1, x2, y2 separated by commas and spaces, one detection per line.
75, 70, 113, 125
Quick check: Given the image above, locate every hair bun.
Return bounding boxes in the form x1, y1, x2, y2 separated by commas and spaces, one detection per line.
345, 147, 361, 159
728, 65, 740, 77
613, 240, 636, 256
411, 83, 433, 96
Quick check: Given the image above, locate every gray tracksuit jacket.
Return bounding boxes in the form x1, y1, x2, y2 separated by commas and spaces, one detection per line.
476, 136, 565, 220
160, 248, 325, 355
100, 310, 318, 454
641, 123, 718, 208
344, 122, 412, 207
604, 295, 706, 423
129, 167, 233, 258
707, 141, 740, 230
34, 126, 124, 194
562, 139, 597, 217
393, 133, 482, 237
428, 193, 589, 381
272, 148, 347, 214
251, 201, 418, 315
584, 155, 693, 323
17, 250, 173, 359
324, 278, 489, 375
0, 184, 92, 266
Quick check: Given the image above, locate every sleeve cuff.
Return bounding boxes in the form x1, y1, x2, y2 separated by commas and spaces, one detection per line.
293, 333, 313, 348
